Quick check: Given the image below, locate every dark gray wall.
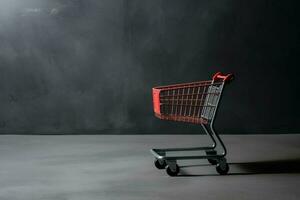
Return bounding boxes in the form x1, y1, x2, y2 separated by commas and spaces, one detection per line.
0, 0, 299, 134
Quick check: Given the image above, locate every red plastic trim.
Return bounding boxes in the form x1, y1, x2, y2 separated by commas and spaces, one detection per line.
212, 72, 234, 82
152, 88, 161, 115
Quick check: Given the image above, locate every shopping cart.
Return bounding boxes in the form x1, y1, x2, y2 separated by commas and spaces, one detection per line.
150, 72, 234, 176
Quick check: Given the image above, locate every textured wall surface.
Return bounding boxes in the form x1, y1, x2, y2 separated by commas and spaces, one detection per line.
0, 0, 299, 134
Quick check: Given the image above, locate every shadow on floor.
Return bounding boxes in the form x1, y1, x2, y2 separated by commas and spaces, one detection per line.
178, 158, 300, 177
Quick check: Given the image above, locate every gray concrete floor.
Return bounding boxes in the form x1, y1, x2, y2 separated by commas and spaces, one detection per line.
0, 134, 300, 200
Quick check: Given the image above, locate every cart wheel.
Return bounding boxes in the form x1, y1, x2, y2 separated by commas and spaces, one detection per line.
154, 159, 166, 169
216, 158, 229, 175
166, 164, 180, 176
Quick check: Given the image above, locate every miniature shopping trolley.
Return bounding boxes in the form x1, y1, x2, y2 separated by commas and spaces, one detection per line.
150, 72, 234, 176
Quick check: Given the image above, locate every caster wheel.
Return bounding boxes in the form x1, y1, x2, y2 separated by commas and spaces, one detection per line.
216, 158, 229, 175
154, 159, 166, 169
206, 150, 218, 165
166, 165, 180, 176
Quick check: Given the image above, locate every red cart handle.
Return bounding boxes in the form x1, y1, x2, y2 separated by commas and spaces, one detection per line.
212, 72, 234, 83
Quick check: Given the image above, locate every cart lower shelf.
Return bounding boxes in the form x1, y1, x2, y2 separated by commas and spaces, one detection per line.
151, 148, 229, 176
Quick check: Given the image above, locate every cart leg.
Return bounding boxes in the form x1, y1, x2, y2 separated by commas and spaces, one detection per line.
201, 124, 220, 164
208, 124, 229, 174
201, 124, 217, 149
210, 124, 227, 156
